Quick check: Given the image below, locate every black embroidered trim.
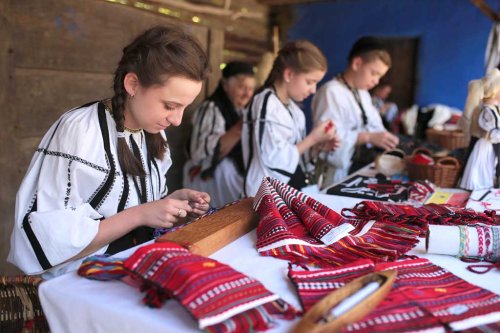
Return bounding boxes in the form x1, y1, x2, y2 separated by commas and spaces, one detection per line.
117, 171, 129, 213
243, 91, 272, 196
22, 199, 52, 270
64, 160, 73, 208
151, 157, 161, 198
89, 103, 116, 209
129, 135, 148, 204
36, 149, 108, 173
258, 91, 273, 146
269, 167, 294, 178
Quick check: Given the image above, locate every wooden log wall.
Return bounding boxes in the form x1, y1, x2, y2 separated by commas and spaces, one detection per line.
0, 0, 270, 274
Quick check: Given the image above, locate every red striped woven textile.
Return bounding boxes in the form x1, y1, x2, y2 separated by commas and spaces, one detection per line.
288, 258, 500, 332
254, 177, 425, 267
342, 201, 500, 235
123, 242, 298, 332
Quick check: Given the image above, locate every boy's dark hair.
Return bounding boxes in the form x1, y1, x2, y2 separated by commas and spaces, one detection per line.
111, 25, 209, 176
348, 36, 391, 67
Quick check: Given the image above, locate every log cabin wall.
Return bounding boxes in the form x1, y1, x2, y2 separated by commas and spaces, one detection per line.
0, 0, 270, 274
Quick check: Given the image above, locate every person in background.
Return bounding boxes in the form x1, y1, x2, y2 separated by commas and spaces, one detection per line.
184, 61, 256, 207
8, 25, 211, 277
242, 40, 339, 196
371, 82, 399, 130
460, 69, 500, 190
312, 36, 399, 187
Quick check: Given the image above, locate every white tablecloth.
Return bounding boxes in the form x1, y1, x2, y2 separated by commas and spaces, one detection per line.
39, 193, 500, 333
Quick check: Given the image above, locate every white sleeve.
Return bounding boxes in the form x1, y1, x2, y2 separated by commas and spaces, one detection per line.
189, 102, 226, 168
313, 84, 358, 170
259, 98, 300, 176
9, 108, 108, 274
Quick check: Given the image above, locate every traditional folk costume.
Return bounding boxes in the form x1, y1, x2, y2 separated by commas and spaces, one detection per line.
460, 103, 500, 190
184, 62, 253, 208
242, 88, 310, 197
8, 102, 171, 276
312, 76, 386, 186
184, 98, 245, 208
79, 242, 299, 333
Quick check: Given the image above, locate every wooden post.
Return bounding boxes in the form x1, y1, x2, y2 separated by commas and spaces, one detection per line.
207, 28, 224, 95
470, 0, 499, 21
273, 25, 279, 55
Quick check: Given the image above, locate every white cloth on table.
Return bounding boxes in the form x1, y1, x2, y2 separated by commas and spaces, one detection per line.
312, 78, 385, 185
242, 87, 306, 196
38, 191, 500, 333
8, 102, 171, 276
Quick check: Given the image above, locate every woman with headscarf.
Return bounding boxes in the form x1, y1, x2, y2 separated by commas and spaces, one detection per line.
184, 61, 256, 207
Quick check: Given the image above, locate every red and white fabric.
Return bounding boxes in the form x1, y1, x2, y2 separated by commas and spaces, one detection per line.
79, 242, 299, 333
288, 258, 500, 332
254, 177, 425, 267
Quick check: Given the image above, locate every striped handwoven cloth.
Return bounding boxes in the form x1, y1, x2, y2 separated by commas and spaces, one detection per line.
80, 242, 298, 333
288, 258, 500, 332
342, 201, 500, 236
254, 177, 425, 267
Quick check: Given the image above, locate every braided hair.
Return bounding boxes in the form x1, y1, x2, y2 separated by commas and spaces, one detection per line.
111, 25, 209, 176
263, 40, 327, 89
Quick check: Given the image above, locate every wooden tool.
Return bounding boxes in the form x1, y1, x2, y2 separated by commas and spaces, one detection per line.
293, 269, 397, 333
156, 197, 258, 256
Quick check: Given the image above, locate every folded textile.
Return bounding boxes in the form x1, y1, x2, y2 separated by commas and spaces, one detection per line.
254, 177, 424, 267
79, 242, 298, 333
288, 258, 500, 332
427, 224, 500, 262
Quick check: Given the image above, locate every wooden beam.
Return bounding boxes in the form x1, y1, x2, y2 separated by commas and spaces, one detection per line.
258, 0, 326, 5
149, 0, 263, 20
225, 32, 270, 55
470, 0, 499, 21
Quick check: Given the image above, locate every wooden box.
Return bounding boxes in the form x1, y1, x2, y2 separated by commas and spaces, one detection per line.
156, 197, 258, 256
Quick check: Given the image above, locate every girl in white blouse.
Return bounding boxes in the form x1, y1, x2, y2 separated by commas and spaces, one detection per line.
242, 40, 339, 196
9, 26, 211, 276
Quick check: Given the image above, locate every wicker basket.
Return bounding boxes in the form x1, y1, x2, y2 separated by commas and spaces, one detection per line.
406, 148, 462, 188
375, 149, 406, 176
426, 128, 469, 150
0, 275, 50, 333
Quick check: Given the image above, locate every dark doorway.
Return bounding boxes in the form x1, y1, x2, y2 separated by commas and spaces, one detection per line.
378, 37, 419, 110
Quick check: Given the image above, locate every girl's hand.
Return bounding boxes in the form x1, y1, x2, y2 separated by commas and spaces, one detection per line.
139, 197, 193, 229
311, 120, 337, 144
169, 189, 211, 216
368, 131, 399, 150
318, 135, 342, 152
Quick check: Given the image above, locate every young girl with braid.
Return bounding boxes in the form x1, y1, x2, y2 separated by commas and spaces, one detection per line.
242, 40, 340, 196
8, 26, 211, 277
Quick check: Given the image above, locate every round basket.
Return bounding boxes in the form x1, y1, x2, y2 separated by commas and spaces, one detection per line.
426, 128, 469, 150
375, 149, 406, 176
406, 148, 462, 188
